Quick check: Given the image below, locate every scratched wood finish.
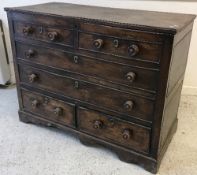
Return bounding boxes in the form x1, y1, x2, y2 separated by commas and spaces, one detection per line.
79, 22, 164, 43
78, 107, 151, 153
5, 3, 195, 173
16, 42, 158, 92
19, 64, 154, 122
21, 89, 75, 127
14, 21, 74, 47
11, 12, 74, 28
78, 32, 162, 62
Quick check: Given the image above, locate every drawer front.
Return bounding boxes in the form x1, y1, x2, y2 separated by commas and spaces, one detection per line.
12, 12, 74, 28
13, 21, 74, 47
21, 89, 75, 127
19, 65, 154, 122
79, 22, 164, 43
16, 42, 158, 92
79, 32, 162, 63
78, 107, 151, 153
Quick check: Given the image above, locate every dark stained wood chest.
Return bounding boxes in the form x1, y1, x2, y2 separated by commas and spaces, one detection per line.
5, 3, 195, 173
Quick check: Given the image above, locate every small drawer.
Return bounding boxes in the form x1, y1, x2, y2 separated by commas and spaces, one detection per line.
78, 107, 151, 153
21, 89, 75, 127
78, 32, 162, 63
16, 42, 158, 92
19, 65, 155, 122
13, 21, 74, 47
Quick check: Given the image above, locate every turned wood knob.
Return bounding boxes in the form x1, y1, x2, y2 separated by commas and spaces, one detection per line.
122, 129, 132, 140
26, 49, 35, 58
31, 99, 39, 108
126, 72, 136, 82
93, 120, 103, 129
93, 39, 104, 49
53, 107, 63, 116
128, 44, 139, 56
23, 26, 34, 36
28, 73, 38, 83
124, 101, 134, 111
48, 31, 59, 41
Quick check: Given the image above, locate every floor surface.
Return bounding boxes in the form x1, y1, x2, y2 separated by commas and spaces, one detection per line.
0, 87, 197, 175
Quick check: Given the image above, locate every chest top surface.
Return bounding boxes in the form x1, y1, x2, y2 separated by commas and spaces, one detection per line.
5, 2, 195, 34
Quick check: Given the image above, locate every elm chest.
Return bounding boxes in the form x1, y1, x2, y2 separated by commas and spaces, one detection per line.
5, 3, 195, 173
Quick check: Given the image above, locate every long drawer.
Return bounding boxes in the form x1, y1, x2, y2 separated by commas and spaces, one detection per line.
21, 88, 75, 127
78, 107, 151, 153
16, 42, 158, 92
18, 64, 155, 122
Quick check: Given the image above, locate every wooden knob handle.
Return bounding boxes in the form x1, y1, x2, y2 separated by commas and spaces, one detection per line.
31, 99, 39, 108
122, 129, 132, 140
48, 31, 59, 41
54, 107, 63, 116
23, 26, 33, 36
126, 72, 136, 82
26, 49, 35, 58
93, 120, 103, 129
93, 39, 104, 49
128, 44, 139, 56
124, 101, 134, 111
28, 73, 38, 83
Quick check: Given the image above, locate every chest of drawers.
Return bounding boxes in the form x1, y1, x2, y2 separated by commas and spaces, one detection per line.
5, 3, 195, 173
